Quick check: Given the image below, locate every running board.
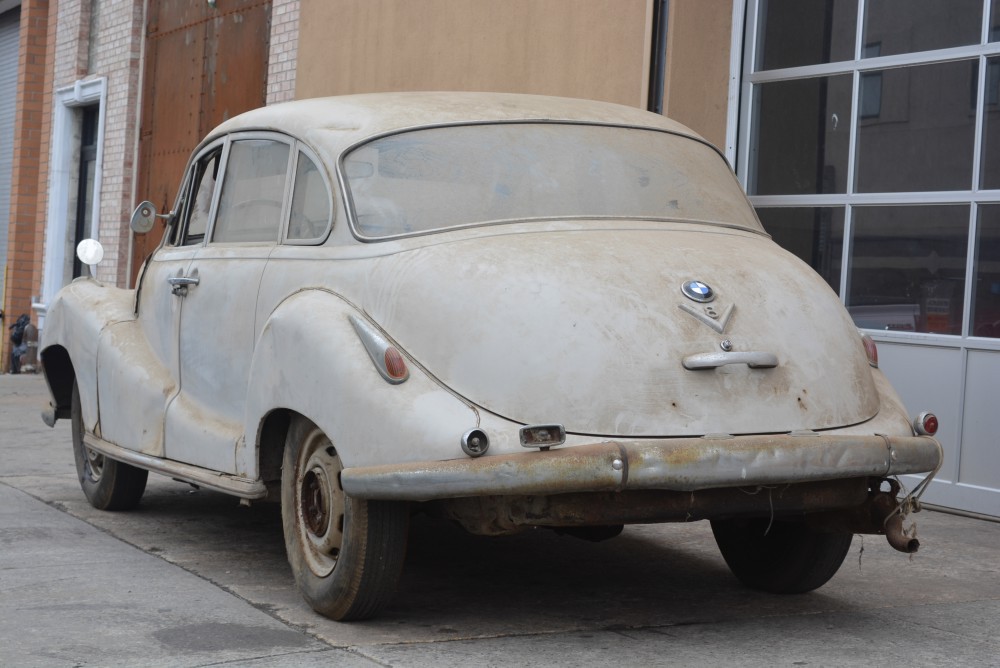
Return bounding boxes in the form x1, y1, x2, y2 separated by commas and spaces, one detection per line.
82, 433, 268, 500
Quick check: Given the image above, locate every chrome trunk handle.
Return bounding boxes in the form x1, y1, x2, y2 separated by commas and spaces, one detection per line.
682, 351, 778, 370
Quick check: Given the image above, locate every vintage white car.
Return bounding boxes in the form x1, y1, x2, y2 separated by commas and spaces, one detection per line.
41, 93, 943, 621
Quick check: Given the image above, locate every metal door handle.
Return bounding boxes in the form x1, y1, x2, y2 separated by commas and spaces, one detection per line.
682, 351, 779, 370
167, 275, 199, 296
167, 276, 200, 287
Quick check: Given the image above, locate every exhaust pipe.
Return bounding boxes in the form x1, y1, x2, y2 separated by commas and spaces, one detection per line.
884, 512, 920, 553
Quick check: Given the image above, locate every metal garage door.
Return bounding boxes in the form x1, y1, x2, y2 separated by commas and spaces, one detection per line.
0, 6, 21, 307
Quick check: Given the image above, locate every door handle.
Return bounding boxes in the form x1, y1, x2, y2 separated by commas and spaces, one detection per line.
167, 275, 200, 296
682, 351, 779, 370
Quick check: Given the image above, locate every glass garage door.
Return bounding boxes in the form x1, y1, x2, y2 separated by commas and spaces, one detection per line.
738, 0, 1000, 517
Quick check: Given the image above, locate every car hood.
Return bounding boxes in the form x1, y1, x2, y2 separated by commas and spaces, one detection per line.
362, 226, 879, 436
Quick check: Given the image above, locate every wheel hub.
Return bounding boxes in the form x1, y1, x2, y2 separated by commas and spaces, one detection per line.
295, 430, 346, 578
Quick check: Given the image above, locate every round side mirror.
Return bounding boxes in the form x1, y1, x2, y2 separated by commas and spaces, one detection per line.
130, 200, 158, 234
76, 238, 105, 267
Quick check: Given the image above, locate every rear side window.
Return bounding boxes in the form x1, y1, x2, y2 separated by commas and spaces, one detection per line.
213, 139, 291, 243
287, 151, 331, 242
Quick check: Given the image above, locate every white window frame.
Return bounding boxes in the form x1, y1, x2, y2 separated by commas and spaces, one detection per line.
732, 0, 1000, 354
35, 77, 107, 327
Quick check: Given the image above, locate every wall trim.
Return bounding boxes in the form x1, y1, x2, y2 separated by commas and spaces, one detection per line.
35, 77, 107, 326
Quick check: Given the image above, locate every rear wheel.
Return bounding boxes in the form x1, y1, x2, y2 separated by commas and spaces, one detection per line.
71, 382, 147, 511
711, 517, 852, 594
281, 416, 409, 621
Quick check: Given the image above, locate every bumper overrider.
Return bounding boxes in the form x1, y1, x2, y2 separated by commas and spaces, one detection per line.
342, 433, 942, 552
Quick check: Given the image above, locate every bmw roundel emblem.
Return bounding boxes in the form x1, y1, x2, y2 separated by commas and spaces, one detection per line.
681, 280, 715, 303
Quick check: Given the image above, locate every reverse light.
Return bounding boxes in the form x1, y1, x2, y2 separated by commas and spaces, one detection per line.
349, 315, 409, 384
860, 332, 879, 368
913, 411, 939, 436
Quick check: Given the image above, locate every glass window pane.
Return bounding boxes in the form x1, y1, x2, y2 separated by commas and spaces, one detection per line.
972, 205, 1000, 337
989, 0, 999, 41
983, 57, 1000, 190
214, 140, 290, 243
750, 75, 853, 195
757, 206, 844, 294
863, 0, 983, 57
848, 205, 968, 334
855, 60, 977, 193
288, 153, 331, 241
756, 0, 857, 70
180, 150, 221, 246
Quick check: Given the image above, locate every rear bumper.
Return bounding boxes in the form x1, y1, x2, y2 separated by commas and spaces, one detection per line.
340, 432, 942, 501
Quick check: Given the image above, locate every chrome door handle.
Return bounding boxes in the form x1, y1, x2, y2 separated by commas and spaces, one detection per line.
167, 275, 200, 296
682, 351, 779, 370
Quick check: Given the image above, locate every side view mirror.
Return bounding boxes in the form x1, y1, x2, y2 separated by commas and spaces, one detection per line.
130, 200, 161, 234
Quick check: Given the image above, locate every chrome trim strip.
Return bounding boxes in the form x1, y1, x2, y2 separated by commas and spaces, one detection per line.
340, 434, 942, 501
82, 433, 268, 499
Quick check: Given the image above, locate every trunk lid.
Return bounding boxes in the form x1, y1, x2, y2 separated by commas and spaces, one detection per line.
363, 225, 878, 436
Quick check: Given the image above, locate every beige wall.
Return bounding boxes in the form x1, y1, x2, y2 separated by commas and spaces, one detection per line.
297, 0, 653, 108
663, 0, 733, 149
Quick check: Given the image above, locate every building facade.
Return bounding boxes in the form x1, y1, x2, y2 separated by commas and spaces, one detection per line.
3, 0, 997, 518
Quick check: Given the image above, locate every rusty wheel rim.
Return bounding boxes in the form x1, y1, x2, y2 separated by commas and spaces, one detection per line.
295, 428, 345, 578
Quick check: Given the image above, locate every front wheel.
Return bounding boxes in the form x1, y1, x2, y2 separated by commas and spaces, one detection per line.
71, 382, 147, 511
281, 416, 409, 621
711, 517, 852, 594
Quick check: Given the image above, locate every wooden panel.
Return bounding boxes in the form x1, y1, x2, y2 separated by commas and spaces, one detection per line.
133, 0, 271, 283
663, 0, 733, 149
296, 0, 653, 108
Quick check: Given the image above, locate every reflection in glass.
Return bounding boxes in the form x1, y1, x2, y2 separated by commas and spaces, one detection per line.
864, 0, 982, 57
992, 0, 999, 42
848, 206, 968, 334
757, 207, 844, 294
973, 205, 1000, 338
756, 0, 857, 70
750, 75, 852, 195
983, 58, 1000, 190
855, 60, 976, 193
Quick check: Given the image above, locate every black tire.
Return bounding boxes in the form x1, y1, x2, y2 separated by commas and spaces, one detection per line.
281, 416, 409, 621
711, 517, 852, 594
71, 382, 148, 511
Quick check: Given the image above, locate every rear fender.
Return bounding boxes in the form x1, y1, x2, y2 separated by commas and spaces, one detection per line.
242, 289, 479, 477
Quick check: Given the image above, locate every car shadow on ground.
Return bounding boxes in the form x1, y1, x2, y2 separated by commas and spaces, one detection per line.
119, 482, 838, 629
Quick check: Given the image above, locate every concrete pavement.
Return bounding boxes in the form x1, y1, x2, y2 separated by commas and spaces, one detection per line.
2, 373, 999, 666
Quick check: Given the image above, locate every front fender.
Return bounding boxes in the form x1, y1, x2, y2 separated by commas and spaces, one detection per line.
41, 279, 135, 433
241, 289, 479, 477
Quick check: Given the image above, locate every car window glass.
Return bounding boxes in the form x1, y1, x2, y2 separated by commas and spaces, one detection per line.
178, 149, 221, 246
344, 124, 761, 238
213, 139, 290, 243
287, 152, 331, 241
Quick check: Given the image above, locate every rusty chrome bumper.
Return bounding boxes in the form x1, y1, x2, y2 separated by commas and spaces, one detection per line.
340, 433, 942, 502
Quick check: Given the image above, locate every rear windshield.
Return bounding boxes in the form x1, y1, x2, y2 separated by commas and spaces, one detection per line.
342, 123, 762, 238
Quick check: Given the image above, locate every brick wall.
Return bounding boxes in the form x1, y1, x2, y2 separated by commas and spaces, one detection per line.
3, 0, 53, 372
44, 0, 143, 287
267, 0, 299, 105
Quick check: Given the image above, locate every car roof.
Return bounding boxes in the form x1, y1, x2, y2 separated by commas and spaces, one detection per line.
207, 92, 705, 159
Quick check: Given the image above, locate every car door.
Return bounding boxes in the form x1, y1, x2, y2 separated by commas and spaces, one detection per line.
96, 142, 223, 457
163, 134, 292, 475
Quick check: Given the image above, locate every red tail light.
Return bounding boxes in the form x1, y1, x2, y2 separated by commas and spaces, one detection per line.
384, 347, 408, 381
914, 411, 939, 436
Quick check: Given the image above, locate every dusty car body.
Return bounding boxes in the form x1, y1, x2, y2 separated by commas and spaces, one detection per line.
40, 93, 942, 620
